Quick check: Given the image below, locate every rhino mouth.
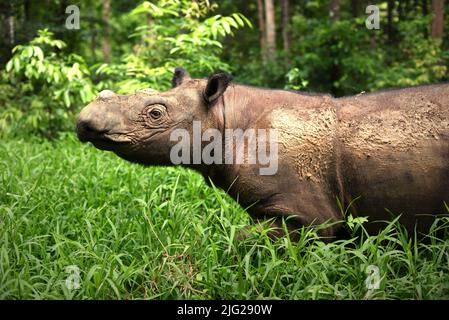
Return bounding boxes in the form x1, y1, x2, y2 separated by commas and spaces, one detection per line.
76, 123, 129, 151
87, 134, 131, 151
88, 135, 118, 151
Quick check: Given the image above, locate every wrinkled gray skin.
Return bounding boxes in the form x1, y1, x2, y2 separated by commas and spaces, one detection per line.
76, 68, 449, 240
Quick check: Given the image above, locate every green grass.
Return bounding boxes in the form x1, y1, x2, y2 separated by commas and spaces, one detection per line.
1, 133, 449, 299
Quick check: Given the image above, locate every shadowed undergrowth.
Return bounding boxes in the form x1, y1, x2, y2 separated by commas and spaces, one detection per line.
1, 133, 449, 299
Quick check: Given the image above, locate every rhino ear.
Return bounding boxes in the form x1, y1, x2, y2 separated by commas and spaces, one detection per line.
203, 72, 233, 104
172, 67, 191, 88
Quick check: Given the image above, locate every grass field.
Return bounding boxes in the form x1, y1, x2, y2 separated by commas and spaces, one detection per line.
1, 133, 449, 299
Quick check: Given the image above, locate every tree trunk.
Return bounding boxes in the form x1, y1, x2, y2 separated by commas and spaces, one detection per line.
329, 0, 341, 96
257, 0, 266, 59
6, 16, 14, 45
2, 1, 15, 46
398, 0, 407, 19
0, 2, 13, 63
422, 0, 429, 16
431, 0, 444, 39
264, 0, 276, 62
91, 29, 97, 60
330, 0, 340, 22
422, 0, 429, 37
370, 34, 377, 49
24, 0, 32, 22
350, 0, 360, 17
281, 0, 290, 66
387, 0, 395, 44
102, 0, 111, 62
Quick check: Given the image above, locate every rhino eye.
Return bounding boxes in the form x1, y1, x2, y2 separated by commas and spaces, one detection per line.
147, 107, 164, 120
149, 109, 162, 119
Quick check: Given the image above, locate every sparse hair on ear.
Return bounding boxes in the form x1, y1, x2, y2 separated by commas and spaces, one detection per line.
203, 72, 233, 105
172, 67, 191, 88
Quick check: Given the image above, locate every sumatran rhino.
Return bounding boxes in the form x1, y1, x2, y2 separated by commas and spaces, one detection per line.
76, 68, 449, 240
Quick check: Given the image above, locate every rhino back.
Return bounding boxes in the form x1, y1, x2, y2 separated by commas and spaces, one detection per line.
336, 84, 449, 233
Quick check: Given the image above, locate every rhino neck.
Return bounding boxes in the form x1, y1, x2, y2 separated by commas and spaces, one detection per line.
220, 84, 332, 128
220, 84, 275, 131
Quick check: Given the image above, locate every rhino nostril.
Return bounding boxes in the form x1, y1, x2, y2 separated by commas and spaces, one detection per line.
76, 118, 111, 142
85, 121, 102, 133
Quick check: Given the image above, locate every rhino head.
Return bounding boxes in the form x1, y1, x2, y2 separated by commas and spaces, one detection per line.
76, 68, 232, 166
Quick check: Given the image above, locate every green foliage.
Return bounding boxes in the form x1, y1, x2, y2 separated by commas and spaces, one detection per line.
285, 67, 309, 91
292, 8, 448, 96
96, 0, 251, 94
1, 1, 251, 136
372, 17, 447, 89
3, 29, 96, 137
226, 1, 448, 95
288, 14, 448, 96
1, 134, 449, 299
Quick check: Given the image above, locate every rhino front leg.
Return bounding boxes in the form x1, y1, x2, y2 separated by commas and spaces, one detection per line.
244, 192, 344, 242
